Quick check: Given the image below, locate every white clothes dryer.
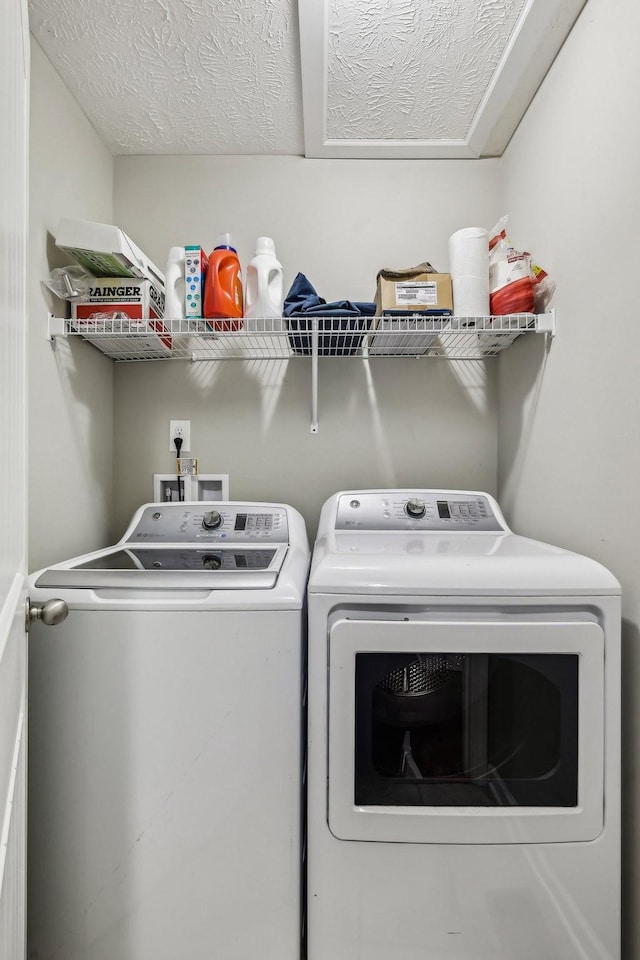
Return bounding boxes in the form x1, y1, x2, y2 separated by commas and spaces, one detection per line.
27, 501, 309, 960
306, 490, 621, 960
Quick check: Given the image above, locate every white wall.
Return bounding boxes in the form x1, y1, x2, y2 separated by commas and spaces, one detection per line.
497, 0, 640, 951
29, 38, 115, 571
112, 155, 501, 537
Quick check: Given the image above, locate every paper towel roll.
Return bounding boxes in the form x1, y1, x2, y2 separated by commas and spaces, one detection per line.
448, 227, 490, 317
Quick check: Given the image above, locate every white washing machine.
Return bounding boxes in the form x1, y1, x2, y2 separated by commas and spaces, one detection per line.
27, 500, 309, 960
306, 490, 621, 960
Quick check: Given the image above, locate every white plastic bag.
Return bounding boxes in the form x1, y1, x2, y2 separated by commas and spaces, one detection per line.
44, 265, 93, 300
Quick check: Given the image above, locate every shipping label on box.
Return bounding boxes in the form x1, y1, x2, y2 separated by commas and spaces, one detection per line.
71, 278, 171, 352
376, 273, 453, 315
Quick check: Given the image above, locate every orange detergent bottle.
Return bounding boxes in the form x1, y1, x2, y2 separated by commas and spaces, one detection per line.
204, 233, 244, 331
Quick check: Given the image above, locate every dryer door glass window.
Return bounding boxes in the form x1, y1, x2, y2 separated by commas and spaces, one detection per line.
355, 651, 578, 808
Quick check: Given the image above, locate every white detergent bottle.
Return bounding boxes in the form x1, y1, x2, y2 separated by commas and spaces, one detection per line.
164, 246, 185, 319
244, 237, 284, 321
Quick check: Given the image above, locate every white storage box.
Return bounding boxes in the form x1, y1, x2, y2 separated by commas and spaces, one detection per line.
368, 316, 439, 355
56, 217, 165, 291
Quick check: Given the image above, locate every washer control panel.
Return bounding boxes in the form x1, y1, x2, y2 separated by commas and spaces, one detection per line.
128, 505, 289, 543
335, 493, 504, 531
74, 548, 278, 571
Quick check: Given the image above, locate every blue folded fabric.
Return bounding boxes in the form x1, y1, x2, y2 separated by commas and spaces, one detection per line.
284, 274, 375, 355
284, 273, 376, 317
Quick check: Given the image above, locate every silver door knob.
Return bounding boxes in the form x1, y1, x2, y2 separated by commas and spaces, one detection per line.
26, 597, 69, 631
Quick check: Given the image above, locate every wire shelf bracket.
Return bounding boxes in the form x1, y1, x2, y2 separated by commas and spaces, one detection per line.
47, 310, 556, 434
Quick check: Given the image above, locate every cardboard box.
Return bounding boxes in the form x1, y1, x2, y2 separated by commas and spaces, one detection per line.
375, 272, 453, 315
71, 278, 172, 355
72, 278, 165, 322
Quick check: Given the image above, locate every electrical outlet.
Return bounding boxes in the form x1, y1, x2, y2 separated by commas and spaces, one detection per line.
169, 419, 191, 453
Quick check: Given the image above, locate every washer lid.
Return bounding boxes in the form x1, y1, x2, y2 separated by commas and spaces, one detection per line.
34, 544, 287, 590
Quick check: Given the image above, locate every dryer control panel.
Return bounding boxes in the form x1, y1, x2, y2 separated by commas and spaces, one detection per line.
335, 492, 505, 532
128, 504, 290, 543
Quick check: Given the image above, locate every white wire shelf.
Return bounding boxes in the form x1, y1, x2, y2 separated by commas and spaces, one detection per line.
48, 311, 555, 434
48, 312, 555, 362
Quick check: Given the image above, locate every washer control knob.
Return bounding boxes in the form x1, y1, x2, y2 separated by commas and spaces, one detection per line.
405, 498, 426, 519
202, 510, 223, 530
203, 554, 222, 570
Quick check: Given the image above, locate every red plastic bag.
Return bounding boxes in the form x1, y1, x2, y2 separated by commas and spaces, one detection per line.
489, 241, 534, 315
488, 215, 555, 314
531, 262, 556, 313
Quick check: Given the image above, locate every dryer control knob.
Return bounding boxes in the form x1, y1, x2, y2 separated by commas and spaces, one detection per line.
405, 498, 426, 519
202, 510, 223, 530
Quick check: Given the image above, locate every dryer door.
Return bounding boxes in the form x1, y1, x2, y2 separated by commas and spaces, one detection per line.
328, 615, 604, 844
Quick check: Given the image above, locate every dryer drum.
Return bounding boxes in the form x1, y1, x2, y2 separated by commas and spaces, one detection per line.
373, 655, 465, 727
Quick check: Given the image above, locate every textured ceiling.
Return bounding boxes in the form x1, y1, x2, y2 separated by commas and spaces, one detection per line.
28, 0, 304, 155
326, 0, 526, 141
28, 0, 586, 158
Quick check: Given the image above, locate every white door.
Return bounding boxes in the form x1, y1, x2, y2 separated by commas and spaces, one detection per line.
0, 0, 30, 954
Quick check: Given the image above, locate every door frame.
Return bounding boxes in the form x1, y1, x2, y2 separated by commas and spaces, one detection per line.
0, 0, 30, 953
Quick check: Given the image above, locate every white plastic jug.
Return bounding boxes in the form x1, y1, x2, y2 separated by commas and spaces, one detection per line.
164, 246, 185, 319
244, 237, 284, 320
